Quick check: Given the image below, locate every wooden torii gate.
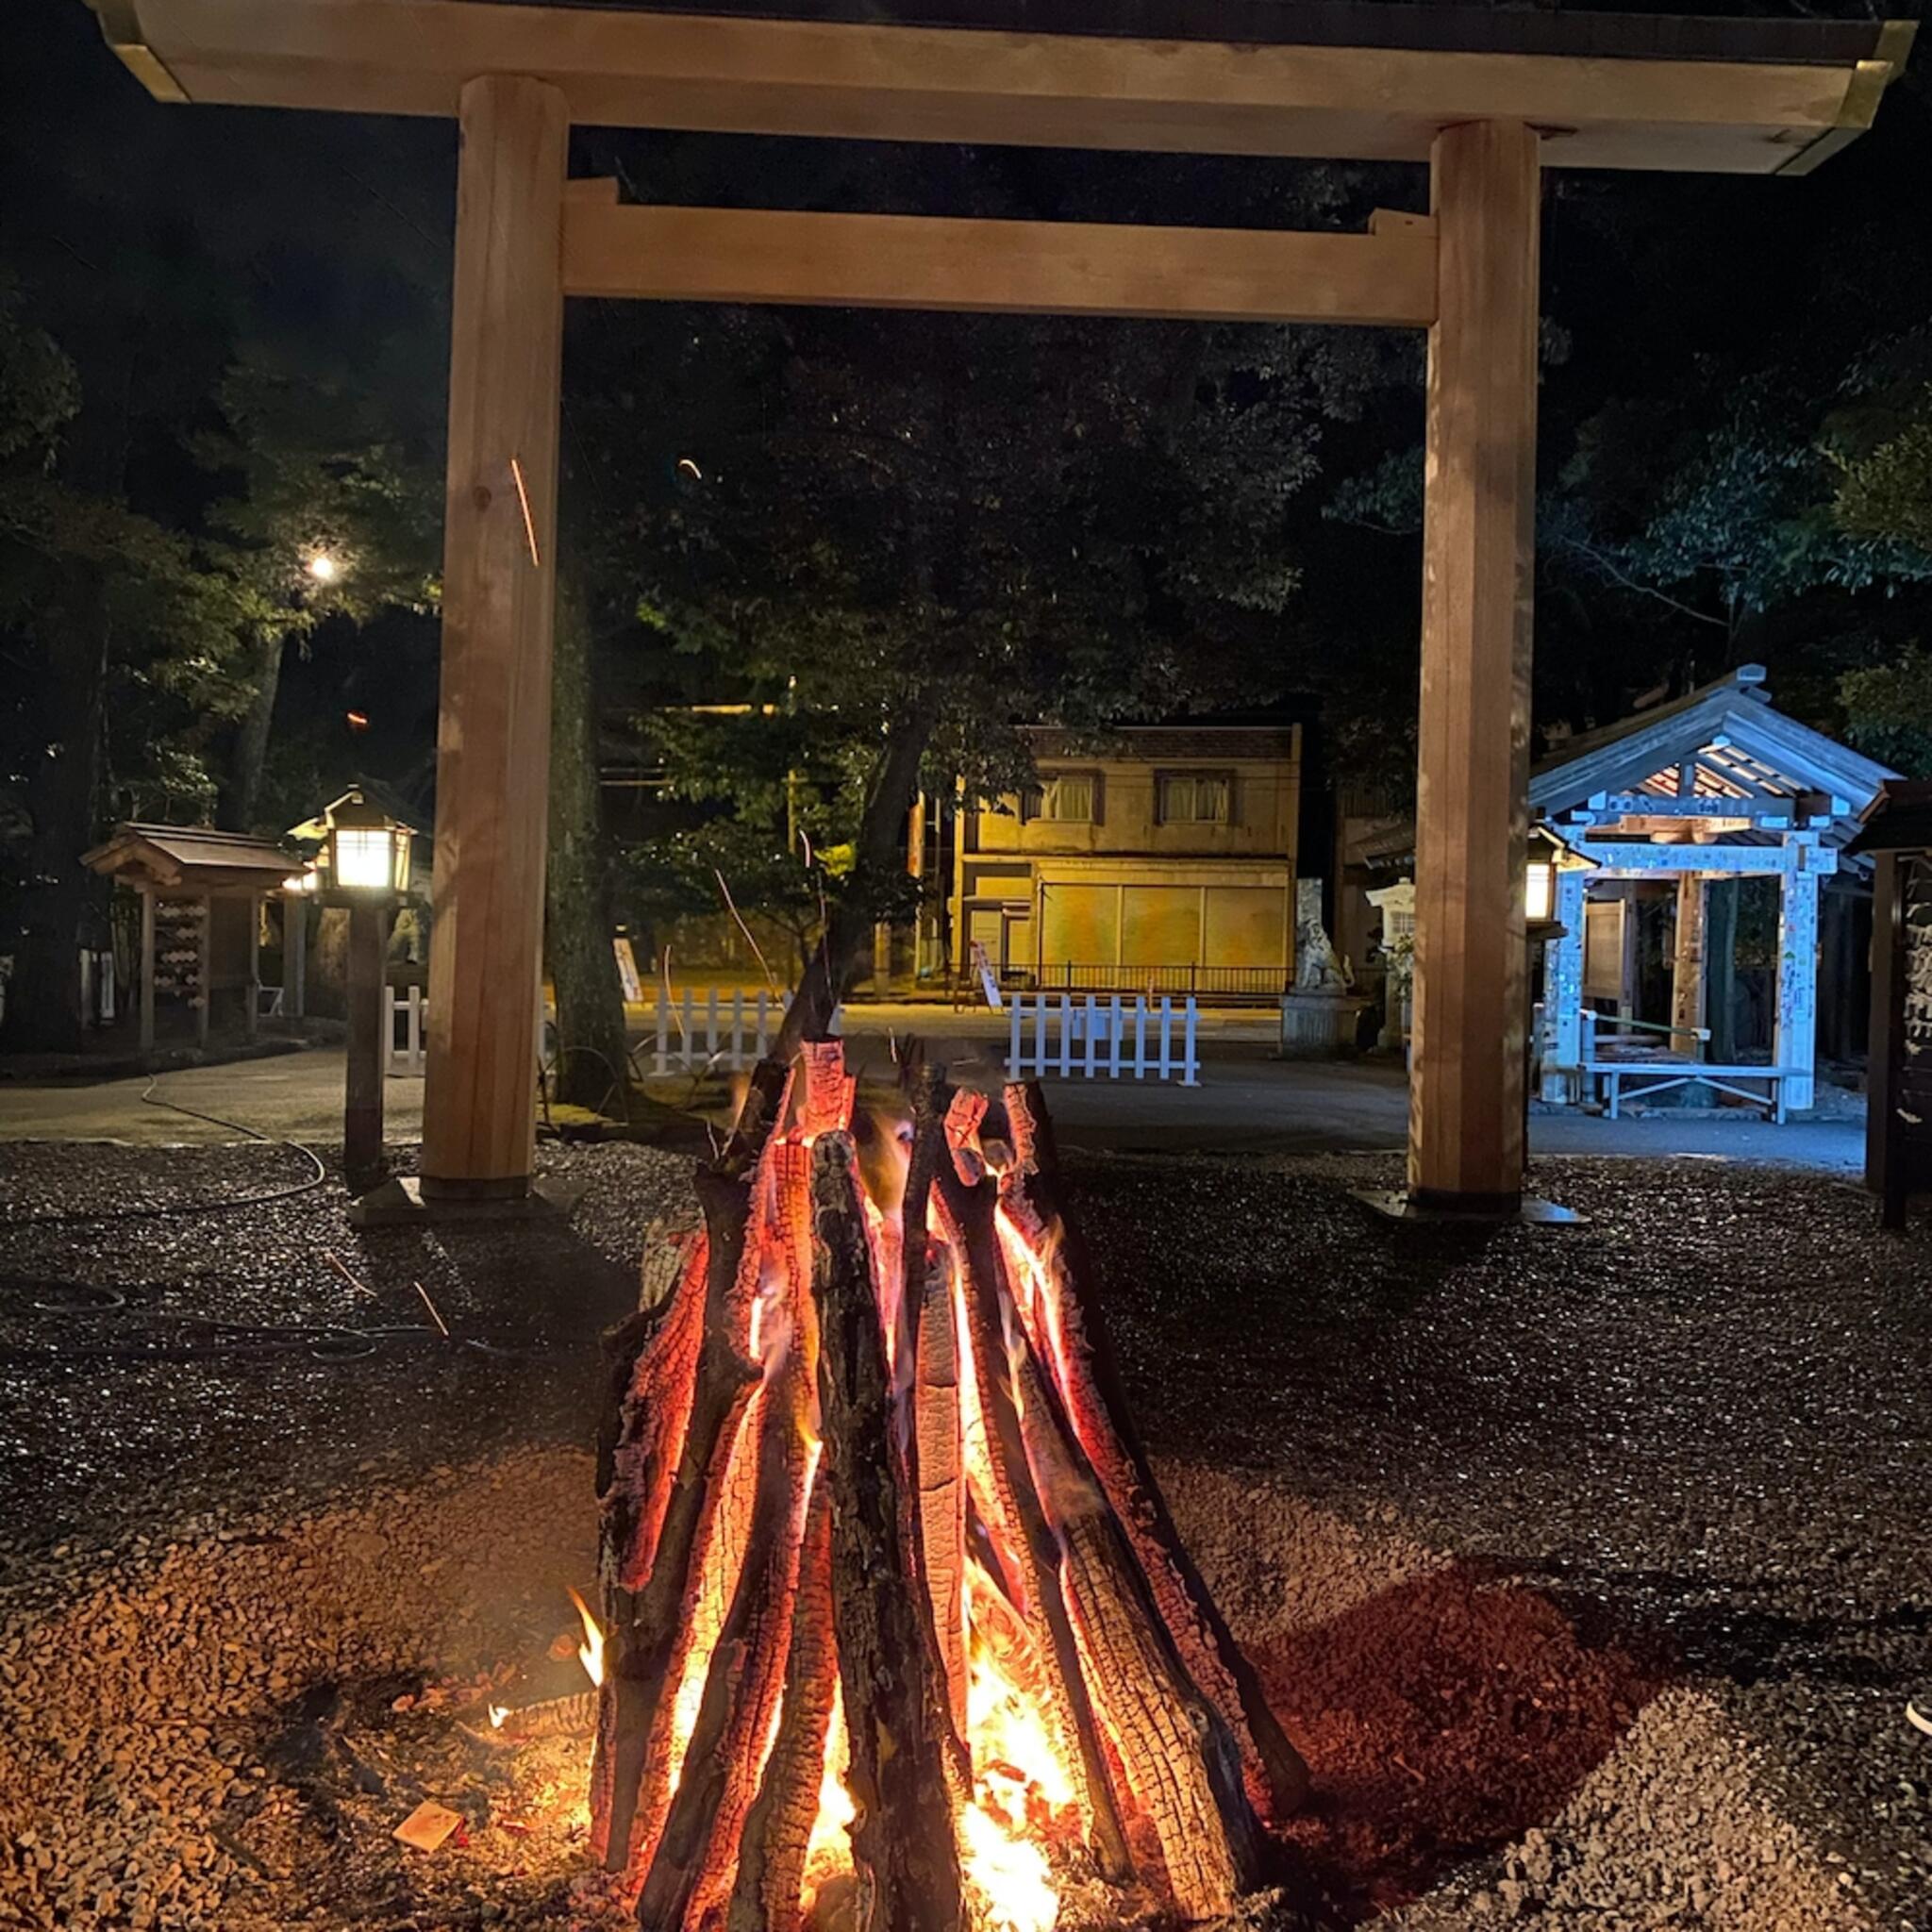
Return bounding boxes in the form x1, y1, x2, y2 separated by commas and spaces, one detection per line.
90, 0, 1913, 1212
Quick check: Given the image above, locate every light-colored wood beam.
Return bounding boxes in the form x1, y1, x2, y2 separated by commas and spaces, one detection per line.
1408, 118, 1541, 1210
1672, 873, 1707, 1057
420, 73, 568, 1195
90, 0, 1912, 175
562, 201, 1438, 327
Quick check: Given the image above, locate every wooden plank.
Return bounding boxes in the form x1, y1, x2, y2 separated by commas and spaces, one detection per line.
1569, 840, 1840, 877
196, 893, 212, 1049
93, 0, 1908, 175
139, 884, 156, 1054
1671, 874, 1707, 1058
1774, 865, 1821, 1112
420, 74, 569, 1193
1408, 118, 1540, 1210
563, 204, 1438, 325
244, 891, 261, 1042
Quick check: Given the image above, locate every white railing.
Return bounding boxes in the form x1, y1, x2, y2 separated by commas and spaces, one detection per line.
386, 984, 425, 1077
643, 987, 793, 1076
1008, 991, 1200, 1086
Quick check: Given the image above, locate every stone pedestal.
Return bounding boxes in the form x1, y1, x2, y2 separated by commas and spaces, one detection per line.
1277, 991, 1370, 1058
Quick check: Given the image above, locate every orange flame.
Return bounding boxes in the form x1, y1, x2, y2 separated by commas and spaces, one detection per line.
567, 1586, 606, 1689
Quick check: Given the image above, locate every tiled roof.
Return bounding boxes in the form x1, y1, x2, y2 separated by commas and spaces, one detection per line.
82, 824, 297, 885
1024, 724, 1298, 762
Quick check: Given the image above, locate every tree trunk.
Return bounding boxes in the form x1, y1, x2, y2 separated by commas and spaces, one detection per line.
546, 573, 631, 1113
218, 631, 287, 832
773, 690, 937, 1059
0, 573, 109, 1055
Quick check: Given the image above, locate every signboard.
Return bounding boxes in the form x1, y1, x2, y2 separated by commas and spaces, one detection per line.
970, 939, 1002, 1010
612, 935, 642, 1002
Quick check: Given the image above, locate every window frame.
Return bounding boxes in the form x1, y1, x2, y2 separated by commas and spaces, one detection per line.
1024, 769, 1102, 825
1156, 768, 1235, 826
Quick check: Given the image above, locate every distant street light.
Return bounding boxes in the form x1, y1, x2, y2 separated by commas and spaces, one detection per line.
307, 551, 341, 585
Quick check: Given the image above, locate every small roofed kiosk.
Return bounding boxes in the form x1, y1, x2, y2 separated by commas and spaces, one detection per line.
82, 824, 296, 1054
1532, 667, 1895, 1121
86, 0, 1915, 1211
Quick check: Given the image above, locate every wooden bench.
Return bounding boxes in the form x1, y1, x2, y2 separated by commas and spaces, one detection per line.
1584, 1058, 1795, 1123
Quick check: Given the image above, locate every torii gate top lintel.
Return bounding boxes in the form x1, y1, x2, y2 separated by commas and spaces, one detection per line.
92, 0, 1913, 175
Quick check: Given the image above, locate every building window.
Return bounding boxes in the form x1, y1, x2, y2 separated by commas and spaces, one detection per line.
1024, 773, 1098, 824
1157, 771, 1232, 825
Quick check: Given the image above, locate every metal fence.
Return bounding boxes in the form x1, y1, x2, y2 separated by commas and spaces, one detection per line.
1026, 962, 1284, 1002
1008, 991, 1201, 1085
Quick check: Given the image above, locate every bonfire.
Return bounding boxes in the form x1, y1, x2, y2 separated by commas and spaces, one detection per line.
588, 1043, 1307, 1932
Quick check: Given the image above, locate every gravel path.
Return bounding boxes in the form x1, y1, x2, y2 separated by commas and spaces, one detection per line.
0, 1140, 1926, 1931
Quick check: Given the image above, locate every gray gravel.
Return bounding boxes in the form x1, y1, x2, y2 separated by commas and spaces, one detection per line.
0, 1139, 1927, 1930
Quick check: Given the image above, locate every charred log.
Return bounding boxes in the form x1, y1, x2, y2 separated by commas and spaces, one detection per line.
925, 1103, 1133, 1885
811, 1133, 965, 1932
726, 1475, 838, 1932
999, 1081, 1308, 1820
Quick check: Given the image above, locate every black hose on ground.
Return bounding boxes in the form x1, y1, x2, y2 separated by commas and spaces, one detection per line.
0, 1078, 328, 1226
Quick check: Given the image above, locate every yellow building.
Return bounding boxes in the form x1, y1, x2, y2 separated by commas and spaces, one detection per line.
953, 724, 1300, 997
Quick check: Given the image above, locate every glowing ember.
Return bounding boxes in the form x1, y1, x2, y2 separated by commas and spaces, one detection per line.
567, 1586, 605, 1689
959, 1800, 1058, 1932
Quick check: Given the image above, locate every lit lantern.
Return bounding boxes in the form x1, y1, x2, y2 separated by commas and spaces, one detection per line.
324, 790, 413, 898
1525, 824, 1586, 931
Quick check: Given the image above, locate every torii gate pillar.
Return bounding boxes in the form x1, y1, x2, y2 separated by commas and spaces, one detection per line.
420, 74, 569, 1198
1409, 120, 1541, 1211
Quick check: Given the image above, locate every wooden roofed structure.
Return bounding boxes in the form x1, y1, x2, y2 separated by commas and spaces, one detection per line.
82, 823, 299, 1052
1532, 667, 1896, 1118
84, 0, 1916, 1210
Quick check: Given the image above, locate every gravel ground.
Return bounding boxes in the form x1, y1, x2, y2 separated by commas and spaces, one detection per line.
0, 1138, 1927, 1932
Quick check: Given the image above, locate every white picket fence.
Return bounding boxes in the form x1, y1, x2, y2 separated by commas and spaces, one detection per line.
386, 985, 425, 1077
644, 987, 794, 1075
1007, 991, 1201, 1086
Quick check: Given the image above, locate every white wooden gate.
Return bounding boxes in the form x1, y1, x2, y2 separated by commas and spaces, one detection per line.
1008, 991, 1200, 1086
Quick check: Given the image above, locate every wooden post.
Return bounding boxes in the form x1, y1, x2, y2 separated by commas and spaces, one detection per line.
196, 893, 212, 1049
286, 895, 307, 1020
1671, 872, 1707, 1058
344, 900, 389, 1190
1705, 878, 1738, 1062
1775, 845, 1821, 1111
1869, 852, 1909, 1225
1409, 118, 1541, 1210
139, 885, 156, 1055
244, 891, 261, 1042
1540, 863, 1587, 1103
421, 73, 569, 1197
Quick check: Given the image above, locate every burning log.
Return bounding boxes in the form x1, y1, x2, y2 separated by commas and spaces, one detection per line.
636, 1327, 814, 1932
915, 1241, 970, 1743
996, 1082, 1309, 1822
924, 1103, 1132, 1887
812, 1132, 966, 1932
726, 1476, 837, 1932
595, 1061, 787, 1880
591, 1048, 1299, 1932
